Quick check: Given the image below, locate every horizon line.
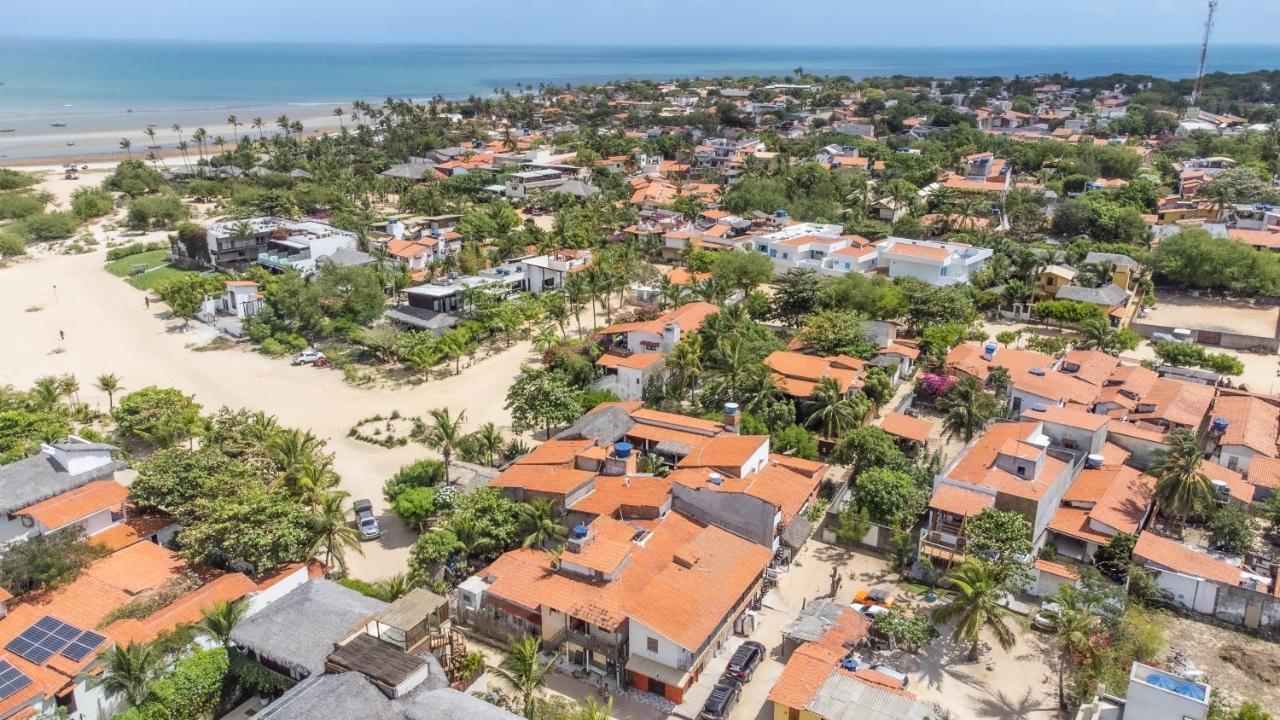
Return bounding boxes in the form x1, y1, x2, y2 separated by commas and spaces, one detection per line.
5, 35, 1280, 51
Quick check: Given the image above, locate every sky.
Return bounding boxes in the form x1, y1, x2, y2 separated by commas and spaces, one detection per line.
6, 0, 1280, 46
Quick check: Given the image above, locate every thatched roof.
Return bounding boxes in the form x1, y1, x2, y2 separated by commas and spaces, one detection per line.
0, 450, 124, 514
231, 579, 384, 677
554, 405, 634, 444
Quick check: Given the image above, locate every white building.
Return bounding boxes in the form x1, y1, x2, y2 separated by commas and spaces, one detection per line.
521, 250, 592, 294
876, 237, 992, 286
750, 225, 991, 285
1076, 662, 1210, 720
0, 437, 127, 547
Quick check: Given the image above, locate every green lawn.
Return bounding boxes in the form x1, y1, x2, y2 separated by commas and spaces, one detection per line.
105, 249, 199, 291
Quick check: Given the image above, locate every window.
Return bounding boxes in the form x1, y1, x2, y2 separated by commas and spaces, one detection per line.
769, 249, 777, 257
782, 252, 789, 260
647, 637, 659, 653
1228, 456, 1238, 470
789, 708, 801, 720
940, 265, 949, 277
1015, 464, 1026, 477
844, 262, 851, 270
758, 244, 767, 252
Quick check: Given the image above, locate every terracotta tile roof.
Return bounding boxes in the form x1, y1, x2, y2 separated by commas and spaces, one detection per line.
946, 343, 1054, 383
515, 439, 596, 466
596, 301, 719, 337
878, 342, 920, 360
1106, 421, 1170, 444
674, 435, 768, 471
91, 512, 176, 552
946, 422, 1065, 501
1129, 379, 1215, 429
1035, 558, 1081, 580
665, 267, 711, 286
562, 518, 635, 575
623, 513, 772, 650
1134, 533, 1243, 587
764, 351, 867, 396
1101, 442, 1131, 466
880, 413, 934, 443
0, 542, 256, 717
1212, 394, 1279, 457
768, 641, 843, 709
489, 464, 596, 497
1061, 350, 1122, 386
477, 548, 627, 630
1201, 462, 1253, 504
1014, 370, 1102, 406
568, 475, 673, 518
929, 484, 995, 517
629, 408, 726, 435
883, 242, 950, 261
624, 423, 718, 450
1229, 227, 1280, 250
1049, 506, 1113, 545
1022, 405, 1108, 432
832, 244, 877, 259
1248, 456, 1280, 490
674, 461, 823, 525
596, 352, 664, 371
771, 453, 827, 479
19, 480, 128, 531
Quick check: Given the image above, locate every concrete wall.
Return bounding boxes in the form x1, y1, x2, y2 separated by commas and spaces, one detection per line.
671, 484, 778, 548
1211, 581, 1280, 633
1213, 444, 1257, 474
1131, 320, 1279, 352
627, 618, 688, 674
1107, 434, 1168, 469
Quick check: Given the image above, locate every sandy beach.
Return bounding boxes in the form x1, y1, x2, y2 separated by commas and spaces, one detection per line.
0, 170, 539, 580
0, 104, 347, 162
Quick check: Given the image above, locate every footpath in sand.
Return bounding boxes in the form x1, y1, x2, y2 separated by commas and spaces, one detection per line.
0, 233, 538, 581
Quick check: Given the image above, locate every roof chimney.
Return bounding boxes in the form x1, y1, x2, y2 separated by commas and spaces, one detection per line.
723, 402, 741, 434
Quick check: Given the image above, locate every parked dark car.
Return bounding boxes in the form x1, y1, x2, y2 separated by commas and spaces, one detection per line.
724, 641, 766, 682
699, 678, 742, 719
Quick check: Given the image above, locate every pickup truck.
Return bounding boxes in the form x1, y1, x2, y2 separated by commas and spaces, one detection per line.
353, 499, 381, 540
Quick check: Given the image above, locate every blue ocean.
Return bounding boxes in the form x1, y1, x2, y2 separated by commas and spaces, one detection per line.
3, 39, 1280, 119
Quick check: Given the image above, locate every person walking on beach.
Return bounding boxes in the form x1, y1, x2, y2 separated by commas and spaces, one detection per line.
145, 296, 150, 309
59, 330, 65, 341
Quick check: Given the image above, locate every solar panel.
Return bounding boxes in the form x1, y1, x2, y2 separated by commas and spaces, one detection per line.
0, 661, 32, 700
4, 616, 83, 665
59, 631, 106, 663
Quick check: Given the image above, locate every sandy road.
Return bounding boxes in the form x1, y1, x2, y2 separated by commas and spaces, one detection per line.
0, 243, 539, 579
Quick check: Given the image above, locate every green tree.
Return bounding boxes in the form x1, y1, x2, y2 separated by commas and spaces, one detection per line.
854, 467, 925, 527
155, 274, 220, 327
308, 493, 365, 574
1150, 428, 1214, 525
829, 426, 907, 478
0, 527, 108, 596
711, 251, 774, 292
931, 559, 1016, 660
796, 309, 874, 357
113, 386, 203, 449
803, 378, 861, 438
772, 424, 819, 460
517, 499, 567, 549
91, 641, 163, 707
1050, 585, 1102, 711
491, 635, 558, 719
417, 408, 467, 485
769, 268, 823, 327
1209, 504, 1257, 556
938, 376, 1000, 442
504, 367, 582, 438
94, 373, 123, 411
195, 599, 247, 648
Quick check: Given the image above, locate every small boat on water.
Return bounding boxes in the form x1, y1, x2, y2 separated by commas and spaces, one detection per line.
50, 122, 66, 127
66, 141, 75, 146
0, 128, 14, 133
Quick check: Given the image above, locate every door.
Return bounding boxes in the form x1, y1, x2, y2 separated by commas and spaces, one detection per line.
1244, 601, 1263, 630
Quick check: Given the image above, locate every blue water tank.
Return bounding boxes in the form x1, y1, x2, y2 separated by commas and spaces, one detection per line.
1211, 417, 1230, 434
984, 342, 998, 356
840, 658, 859, 671
571, 523, 589, 539
613, 441, 633, 459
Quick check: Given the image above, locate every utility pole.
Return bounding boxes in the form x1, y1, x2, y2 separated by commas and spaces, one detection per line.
1190, 0, 1219, 107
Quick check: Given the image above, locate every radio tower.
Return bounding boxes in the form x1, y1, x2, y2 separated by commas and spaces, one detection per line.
1190, 0, 1219, 107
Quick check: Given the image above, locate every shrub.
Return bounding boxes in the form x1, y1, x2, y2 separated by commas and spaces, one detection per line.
259, 338, 287, 357
106, 240, 169, 260
70, 186, 115, 220
114, 647, 229, 720
0, 527, 110, 597
384, 459, 446, 503
126, 193, 187, 230
18, 211, 80, 240
0, 232, 25, 258
0, 193, 46, 219
0, 169, 38, 191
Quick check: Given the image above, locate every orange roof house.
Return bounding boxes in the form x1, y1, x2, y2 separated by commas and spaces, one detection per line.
1134, 532, 1248, 588
879, 413, 934, 445
763, 351, 867, 398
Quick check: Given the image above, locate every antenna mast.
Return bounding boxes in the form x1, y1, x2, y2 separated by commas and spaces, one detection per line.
1190, 0, 1219, 106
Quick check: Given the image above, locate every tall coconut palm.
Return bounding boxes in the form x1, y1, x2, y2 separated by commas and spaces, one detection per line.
491, 635, 558, 719
294, 458, 342, 508
419, 408, 466, 484
938, 375, 1001, 442
1050, 585, 1101, 711
702, 336, 752, 404
1150, 428, 1214, 526
532, 325, 560, 354
563, 275, 590, 337
89, 641, 162, 708
119, 138, 132, 158
95, 373, 123, 411
31, 376, 61, 410
517, 499, 566, 549
931, 559, 1016, 660
57, 374, 80, 410
226, 114, 240, 143
268, 428, 323, 479
1075, 318, 1117, 353
251, 117, 265, 141
571, 697, 613, 720
667, 335, 704, 406
308, 493, 364, 574
473, 422, 506, 467
804, 377, 858, 439
196, 599, 247, 648
333, 106, 345, 129
143, 127, 157, 149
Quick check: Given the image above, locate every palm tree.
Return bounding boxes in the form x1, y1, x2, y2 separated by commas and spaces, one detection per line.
268, 428, 323, 479
308, 493, 364, 574
89, 641, 162, 707
143, 127, 157, 149
196, 598, 247, 648
251, 117, 265, 141
119, 138, 132, 158
226, 114, 240, 143
1076, 318, 1116, 352
333, 106, 345, 129
667, 335, 704, 405
370, 574, 412, 602
563, 275, 590, 337
294, 458, 341, 507
1150, 428, 1214, 526
702, 336, 752, 404
31, 376, 61, 410
95, 373, 123, 411
938, 375, 1001, 442
449, 514, 496, 569
419, 408, 466, 484
531, 325, 560, 354
804, 377, 859, 439
1050, 585, 1101, 711
57, 374, 80, 410
571, 697, 613, 720
473, 422, 506, 467
517, 499, 566, 549
491, 635, 558, 719
931, 559, 1016, 661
